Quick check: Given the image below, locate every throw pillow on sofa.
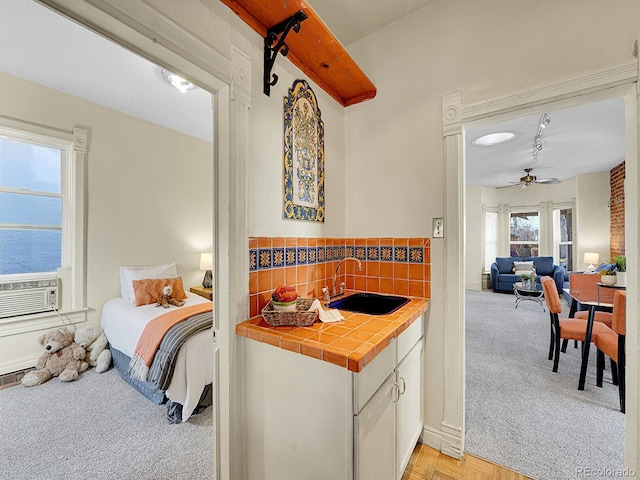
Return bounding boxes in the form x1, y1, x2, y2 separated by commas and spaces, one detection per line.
496, 257, 518, 274
513, 261, 535, 274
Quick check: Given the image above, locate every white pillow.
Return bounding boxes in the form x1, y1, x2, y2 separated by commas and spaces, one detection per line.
513, 261, 535, 273
119, 263, 178, 304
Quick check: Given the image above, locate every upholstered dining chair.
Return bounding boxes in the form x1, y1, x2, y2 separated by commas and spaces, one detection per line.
540, 276, 614, 373
568, 273, 614, 327
594, 290, 626, 413
564, 273, 614, 353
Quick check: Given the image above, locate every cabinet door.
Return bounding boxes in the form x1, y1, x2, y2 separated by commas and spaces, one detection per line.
354, 373, 396, 480
396, 340, 424, 480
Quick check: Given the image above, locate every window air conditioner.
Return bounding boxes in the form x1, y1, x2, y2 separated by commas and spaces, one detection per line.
0, 279, 59, 318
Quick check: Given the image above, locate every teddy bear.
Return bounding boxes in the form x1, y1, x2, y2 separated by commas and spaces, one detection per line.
74, 325, 112, 373
156, 285, 185, 308
21, 327, 88, 387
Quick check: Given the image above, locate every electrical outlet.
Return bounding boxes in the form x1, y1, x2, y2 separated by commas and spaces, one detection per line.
432, 218, 444, 238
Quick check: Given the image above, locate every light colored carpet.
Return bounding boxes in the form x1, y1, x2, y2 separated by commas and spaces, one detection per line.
0, 368, 213, 480
465, 289, 624, 480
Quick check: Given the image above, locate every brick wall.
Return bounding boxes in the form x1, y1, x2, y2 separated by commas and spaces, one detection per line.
610, 162, 625, 259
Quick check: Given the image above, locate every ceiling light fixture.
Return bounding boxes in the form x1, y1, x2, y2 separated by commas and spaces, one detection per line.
472, 132, 515, 146
532, 113, 550, 162
160, 69, 195, 93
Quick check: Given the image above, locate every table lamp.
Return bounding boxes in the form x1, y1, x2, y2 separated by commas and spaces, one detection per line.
584, 252, 599, 272
199, 252, 213, 288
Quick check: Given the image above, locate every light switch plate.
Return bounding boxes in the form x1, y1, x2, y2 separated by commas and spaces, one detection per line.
432, 218, 444, 238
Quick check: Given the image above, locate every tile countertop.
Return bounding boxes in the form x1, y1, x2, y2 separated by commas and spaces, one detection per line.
235, 294, 429, 373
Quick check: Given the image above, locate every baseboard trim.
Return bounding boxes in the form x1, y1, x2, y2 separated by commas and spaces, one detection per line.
421, 424, 464, 460
0, 354, 38, 376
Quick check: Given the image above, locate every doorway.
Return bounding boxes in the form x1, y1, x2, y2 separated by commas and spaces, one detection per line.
463, 95, 626, 478
441, 61, 638, 471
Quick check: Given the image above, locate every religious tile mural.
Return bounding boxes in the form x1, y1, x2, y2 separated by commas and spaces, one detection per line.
283, 79, 325, 222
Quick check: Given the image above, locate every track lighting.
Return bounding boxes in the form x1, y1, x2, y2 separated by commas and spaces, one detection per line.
532, 113, 550, 163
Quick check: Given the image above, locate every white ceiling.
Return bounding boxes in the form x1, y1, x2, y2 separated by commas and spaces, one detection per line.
0, 1, 213, 143
466, 97, 626, 188
0, 1, 626, 185
307, 0, 438, 46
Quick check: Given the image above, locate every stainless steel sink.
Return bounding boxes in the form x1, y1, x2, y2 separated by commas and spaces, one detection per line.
327, 292, 410, 315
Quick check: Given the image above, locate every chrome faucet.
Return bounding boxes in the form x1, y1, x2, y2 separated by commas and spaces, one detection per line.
332, 257, 362, 297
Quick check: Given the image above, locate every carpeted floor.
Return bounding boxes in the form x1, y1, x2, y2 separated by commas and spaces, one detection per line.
0, 368, 214, 480
465, 289, 624, 480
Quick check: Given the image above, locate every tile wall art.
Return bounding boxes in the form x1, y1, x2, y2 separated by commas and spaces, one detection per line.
248, 237, 430, 318
282, 79, 325, 222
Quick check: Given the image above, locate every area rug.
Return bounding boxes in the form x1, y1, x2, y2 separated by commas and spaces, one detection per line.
0, 368, 214, 480
465, 289, 624, 480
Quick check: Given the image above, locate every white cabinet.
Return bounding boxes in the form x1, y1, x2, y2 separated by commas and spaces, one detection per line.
242, 314, 425, 480
354, 374, 397, 480
353, 319, 424, 480
396, 340, 424, 479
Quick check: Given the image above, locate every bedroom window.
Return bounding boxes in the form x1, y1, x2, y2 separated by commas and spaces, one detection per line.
0, 137, 63, 275
0, 117, 87, 322
509, 211, 539, 257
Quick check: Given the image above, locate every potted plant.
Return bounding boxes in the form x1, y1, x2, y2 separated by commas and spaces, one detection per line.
614, 255, 626, 286
599, 268, 617, 286
519, 272, 536, 290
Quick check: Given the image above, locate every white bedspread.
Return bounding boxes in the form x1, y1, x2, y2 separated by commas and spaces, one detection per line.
100, 293, 215, 421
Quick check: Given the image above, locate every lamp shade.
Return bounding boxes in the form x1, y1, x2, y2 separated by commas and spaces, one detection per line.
583, 252, 599, 266
199, 252, 213, 271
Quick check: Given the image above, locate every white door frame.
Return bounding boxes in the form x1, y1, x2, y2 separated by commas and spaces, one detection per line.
36, 1, 251, 478
443, 57, 639, 467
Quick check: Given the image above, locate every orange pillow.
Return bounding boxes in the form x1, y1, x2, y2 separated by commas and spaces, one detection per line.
132, 277, 188, 307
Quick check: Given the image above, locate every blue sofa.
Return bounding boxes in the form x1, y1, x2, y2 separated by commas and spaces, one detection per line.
490, 256, 565, 294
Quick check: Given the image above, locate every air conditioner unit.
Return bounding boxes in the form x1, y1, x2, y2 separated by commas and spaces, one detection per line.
0, 278, 59, 318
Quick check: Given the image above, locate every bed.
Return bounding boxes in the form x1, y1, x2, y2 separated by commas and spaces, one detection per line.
101, 267, 215, 423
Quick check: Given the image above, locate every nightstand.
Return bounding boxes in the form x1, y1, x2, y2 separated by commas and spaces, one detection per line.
190, 286, 213, 300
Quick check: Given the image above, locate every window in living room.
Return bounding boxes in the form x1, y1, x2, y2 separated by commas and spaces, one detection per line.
483, 210, 498, 272
509, 211, 539, 257
553, 207, 573, 272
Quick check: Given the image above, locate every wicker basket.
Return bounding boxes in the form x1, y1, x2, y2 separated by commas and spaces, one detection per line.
261, 298, 318, 327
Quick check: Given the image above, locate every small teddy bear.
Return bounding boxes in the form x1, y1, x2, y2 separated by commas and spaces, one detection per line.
74, 325, 112, 373
21, 328, 88, 387
156, 285, 185, 308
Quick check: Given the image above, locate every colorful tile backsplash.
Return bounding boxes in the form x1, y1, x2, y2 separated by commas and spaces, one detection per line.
248, 237, 430, 318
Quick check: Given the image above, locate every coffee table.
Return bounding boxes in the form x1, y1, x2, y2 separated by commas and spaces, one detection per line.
513, 281, 545, 311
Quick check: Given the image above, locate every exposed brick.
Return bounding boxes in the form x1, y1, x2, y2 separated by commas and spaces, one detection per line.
610, 162, 625, 259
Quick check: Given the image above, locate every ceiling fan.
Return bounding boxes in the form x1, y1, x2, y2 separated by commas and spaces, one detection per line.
496, 168, 562, 189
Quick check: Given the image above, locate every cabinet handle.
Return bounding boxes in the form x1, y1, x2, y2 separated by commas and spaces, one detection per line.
399, 377, 406, 395
393, 383, 400, 403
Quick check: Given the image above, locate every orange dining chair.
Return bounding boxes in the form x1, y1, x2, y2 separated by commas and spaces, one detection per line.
594, 290, 626, 413
540, 276, 614, 373
568, 273, 613, 327
564, 273, 614, 354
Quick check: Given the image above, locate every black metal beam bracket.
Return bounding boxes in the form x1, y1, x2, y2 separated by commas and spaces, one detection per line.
263, 10, 307, 96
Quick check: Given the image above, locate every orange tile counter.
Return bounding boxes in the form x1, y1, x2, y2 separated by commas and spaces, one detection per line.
236, 294, 429, 372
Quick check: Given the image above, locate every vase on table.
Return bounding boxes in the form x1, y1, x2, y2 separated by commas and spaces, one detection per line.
601, 274, 617, 286
616, 271, 626, 287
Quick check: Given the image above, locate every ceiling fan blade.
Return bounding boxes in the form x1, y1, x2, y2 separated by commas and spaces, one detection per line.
495, 183, 523, 189
535, 178, 562, 184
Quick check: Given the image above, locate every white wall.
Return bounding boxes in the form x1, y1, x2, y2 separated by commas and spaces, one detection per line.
0, 71, 212, 372
576, 171, 612, 265
344, 0, 639, 451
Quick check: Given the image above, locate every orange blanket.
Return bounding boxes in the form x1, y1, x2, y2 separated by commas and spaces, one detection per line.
129, 302, 212, 381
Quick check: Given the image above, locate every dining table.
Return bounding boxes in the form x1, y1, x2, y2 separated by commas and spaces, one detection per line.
565, 282, 626, 390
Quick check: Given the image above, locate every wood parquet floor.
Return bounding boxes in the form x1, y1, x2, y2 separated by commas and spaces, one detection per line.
402, 443, 533, 480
